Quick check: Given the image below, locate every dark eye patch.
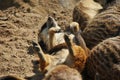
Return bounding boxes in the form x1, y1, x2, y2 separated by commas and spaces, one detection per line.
48, 21, 55, 29
40, 18, 56, 32
38, 40, 48, 53
40, 22, 47, 32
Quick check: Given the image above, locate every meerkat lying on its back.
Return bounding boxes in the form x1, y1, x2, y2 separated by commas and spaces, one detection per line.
32, 32, 88, 74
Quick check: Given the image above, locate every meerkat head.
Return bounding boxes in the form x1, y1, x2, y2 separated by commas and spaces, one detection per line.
39, 16, 61, 38
38, 16, 61, 52
40, 16, 59, 32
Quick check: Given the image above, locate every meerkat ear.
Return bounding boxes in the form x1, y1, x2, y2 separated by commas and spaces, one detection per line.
75, 31, 88, 54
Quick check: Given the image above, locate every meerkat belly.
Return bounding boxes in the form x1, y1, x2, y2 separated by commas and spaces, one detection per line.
54, 33, 65, 46
53, 49, 69, 64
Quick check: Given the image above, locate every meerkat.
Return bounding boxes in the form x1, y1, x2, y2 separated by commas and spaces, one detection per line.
32, 32, 88, 73
73, 0, 117, 31
73, 0, 103, 30
82, 36, 120, 80
80, 1, 120, 49
32, 28, 89, 74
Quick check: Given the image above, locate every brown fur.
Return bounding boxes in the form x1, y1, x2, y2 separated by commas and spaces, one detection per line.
43, 65, 83, 80
73, 0, 103, 30
36, 17, 88, 74
73, 0, 116, 31
82, 36, 120, 80
36, 17, 88, 73
33, 32, 88, 73
81, 3, 120, 49
71, 45, 87, 72
0, 65, 82, 80
34, 35, 88, 73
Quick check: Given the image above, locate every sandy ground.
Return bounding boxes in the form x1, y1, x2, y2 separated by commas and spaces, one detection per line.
0, 0, 80, 79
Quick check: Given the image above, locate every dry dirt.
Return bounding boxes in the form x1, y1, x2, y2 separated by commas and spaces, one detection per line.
0, 0, 80, 79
